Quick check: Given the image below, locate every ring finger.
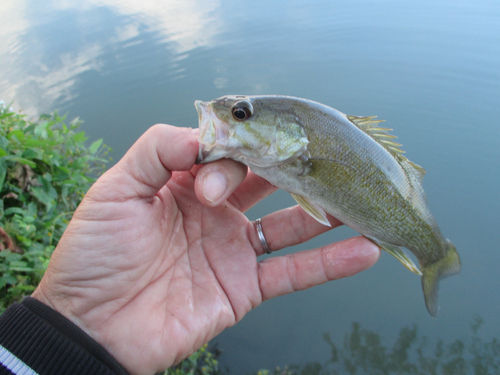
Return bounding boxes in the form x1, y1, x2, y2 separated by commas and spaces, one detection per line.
247, 205, 344, 256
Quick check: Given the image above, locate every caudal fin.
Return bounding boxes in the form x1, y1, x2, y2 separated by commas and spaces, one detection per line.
421, 239, 461, 317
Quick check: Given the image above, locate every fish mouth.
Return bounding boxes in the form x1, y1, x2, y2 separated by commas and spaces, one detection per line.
194, 100, 231, 164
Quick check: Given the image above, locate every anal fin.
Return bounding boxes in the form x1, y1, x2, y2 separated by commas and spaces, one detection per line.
290, 193, 331, 227
373, 240, 422, 275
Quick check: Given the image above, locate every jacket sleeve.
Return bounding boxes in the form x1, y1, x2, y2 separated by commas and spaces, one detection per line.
0, 297, 129, 375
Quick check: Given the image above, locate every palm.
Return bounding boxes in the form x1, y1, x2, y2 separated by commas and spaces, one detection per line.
40, 168, 260, 373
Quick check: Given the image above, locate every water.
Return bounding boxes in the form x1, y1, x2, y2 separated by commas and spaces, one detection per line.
1, 0, 499, 372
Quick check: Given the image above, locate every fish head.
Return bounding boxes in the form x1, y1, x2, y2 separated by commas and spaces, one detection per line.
195, 95, 309, 168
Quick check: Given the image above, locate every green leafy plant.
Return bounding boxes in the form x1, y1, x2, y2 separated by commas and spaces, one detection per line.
165, 344, 221, 375
0, 102, 110, 312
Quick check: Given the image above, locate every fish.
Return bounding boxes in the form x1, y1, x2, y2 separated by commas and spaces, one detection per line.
194, 95, 461, 316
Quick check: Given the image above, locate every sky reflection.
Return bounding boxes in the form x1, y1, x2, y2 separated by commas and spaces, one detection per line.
0, 0, 222, 115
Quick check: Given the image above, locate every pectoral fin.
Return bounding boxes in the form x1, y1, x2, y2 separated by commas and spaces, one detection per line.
374, 241, 422, 275
290, 193, 331, 227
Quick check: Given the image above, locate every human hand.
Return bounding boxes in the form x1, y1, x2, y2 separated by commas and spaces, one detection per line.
31, 124, 380, 375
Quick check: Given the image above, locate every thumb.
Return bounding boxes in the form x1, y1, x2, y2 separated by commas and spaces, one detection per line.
91, 124, 199, 201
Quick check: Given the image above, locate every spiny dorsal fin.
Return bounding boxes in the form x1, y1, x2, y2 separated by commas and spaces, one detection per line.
346, 114, 426, 182
347, 115, 406, 156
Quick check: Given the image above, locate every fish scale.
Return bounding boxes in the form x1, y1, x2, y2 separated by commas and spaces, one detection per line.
195, 95, 461, 316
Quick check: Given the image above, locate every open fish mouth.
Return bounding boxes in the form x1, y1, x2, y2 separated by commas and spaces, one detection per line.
195, 100, 231, 164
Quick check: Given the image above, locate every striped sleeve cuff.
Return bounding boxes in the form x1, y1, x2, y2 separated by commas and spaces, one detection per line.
0, 298, 129, 375
0, 344, 39, 375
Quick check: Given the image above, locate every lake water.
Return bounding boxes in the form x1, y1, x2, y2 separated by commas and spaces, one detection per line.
1, 0, 499, 373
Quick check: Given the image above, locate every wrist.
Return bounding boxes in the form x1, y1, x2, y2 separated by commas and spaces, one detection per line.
31, 286, 90, 335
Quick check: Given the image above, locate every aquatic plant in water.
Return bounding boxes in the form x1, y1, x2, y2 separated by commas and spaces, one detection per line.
254, 316, 498, 375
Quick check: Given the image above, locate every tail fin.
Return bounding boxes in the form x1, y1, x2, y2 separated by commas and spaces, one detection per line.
421, 239, 461, 317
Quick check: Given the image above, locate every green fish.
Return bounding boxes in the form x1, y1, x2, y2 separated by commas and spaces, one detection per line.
195, 95, 460, 316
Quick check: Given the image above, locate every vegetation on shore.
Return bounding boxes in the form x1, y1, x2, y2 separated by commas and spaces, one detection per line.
0, 103, 110, 311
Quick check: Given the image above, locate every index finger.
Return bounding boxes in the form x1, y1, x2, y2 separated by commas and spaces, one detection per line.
228, 170, 278, 212
194, 159, 248, 206
193, 161, 277, 211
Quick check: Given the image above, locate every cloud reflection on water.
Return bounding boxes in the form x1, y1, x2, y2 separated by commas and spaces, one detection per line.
86, 0, 222, 53
0, 0, 222, 115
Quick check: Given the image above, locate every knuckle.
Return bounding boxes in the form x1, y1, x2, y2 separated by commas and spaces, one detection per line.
286, 255, 300, 292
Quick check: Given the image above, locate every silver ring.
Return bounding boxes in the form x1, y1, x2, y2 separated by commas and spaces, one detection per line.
254, 218, 272, 254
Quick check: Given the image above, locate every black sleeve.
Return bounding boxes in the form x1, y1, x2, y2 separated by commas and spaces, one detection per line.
0, 297, 129, 375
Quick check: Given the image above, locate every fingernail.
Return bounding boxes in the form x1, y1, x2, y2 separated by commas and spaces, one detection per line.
203, 171, 227, 203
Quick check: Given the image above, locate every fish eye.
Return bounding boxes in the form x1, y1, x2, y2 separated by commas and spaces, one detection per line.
231, 101, 253, 121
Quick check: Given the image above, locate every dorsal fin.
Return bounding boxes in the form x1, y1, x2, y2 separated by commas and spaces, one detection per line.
408, 160, 426, 183
346, 115, 426, 182
347, 115, 405, 156
400, 159, 426, 184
